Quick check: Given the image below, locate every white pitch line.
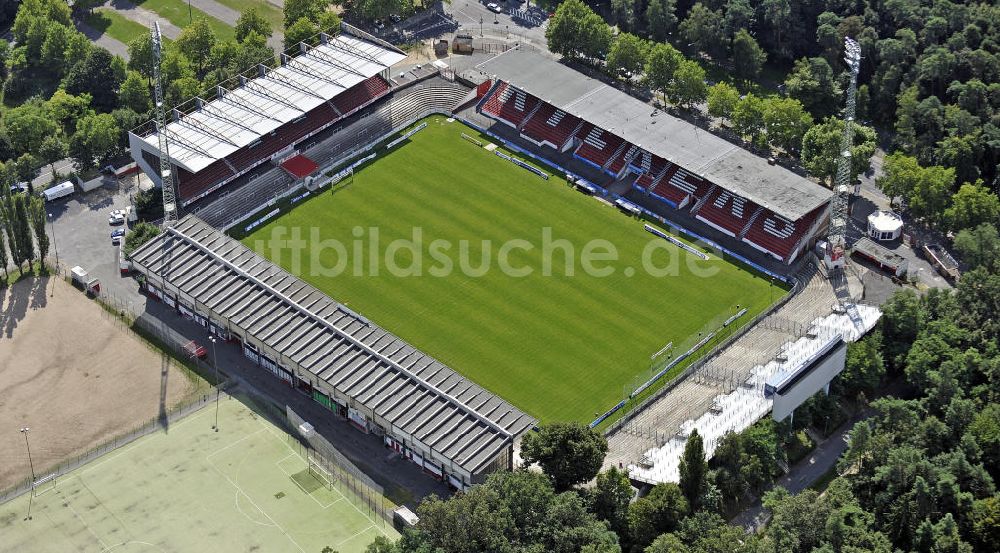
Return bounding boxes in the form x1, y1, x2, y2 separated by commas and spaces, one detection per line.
334, 524, 378, 548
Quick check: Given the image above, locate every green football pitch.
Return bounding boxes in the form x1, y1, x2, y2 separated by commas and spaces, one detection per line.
0, 398, 397, 553
243, 116, 782, 423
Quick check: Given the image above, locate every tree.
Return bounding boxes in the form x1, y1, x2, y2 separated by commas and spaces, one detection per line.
127, 34, 155, 81
611, 0, 636, 31
784, 57, 840, 118
628, 483, 688, 551
26, 195, 48, 267
119, 71, 152, 114
679, 3, 726, 59
177, 17, 216, 75
547, 0, 598, 60
607, 33, 648, 81
521, 422, 608, 491
70, 113, 120, 170
284, 17, 318, 50
235, 8, 272, 42
762, 97, 813, 154
122, 222, 162, 257
731, 93, 767, 146
644, 533, 688, 553
678, 429, 707, 509
645, 42, 683, 103
731, 29, 766, 80
577, 11, 613, 60
944, 182, 1000, 232
668, 60, 707, 109
38, 135, 68, 165
645, 0, 677, 42
838, 332, 885, 396
801, 118, 877, 185
589, 468, 632, 538
46, 89, 93, 134
4, 100, 59, 156
706, 82, 739, 119
284, 0, 328, 28
954, 223, 1000, 272
64, 47, 125, 112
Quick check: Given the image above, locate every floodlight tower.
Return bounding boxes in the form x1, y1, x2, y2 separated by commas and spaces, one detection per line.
823, 37, 862, 270
151, 22, 179, 226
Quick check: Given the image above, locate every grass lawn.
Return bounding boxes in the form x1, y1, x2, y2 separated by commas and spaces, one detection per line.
133, 0, 235, 41
243, 116, 780, 423
85, 8, 152, 45
212, 0, 284, 34
0, 396, 397, 553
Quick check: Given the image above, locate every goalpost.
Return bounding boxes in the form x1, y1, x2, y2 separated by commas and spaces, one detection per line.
308, 456, 336, 491
32, 473, 58, 497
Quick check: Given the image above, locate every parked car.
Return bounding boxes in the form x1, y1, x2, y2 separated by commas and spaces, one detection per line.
389, 13, 401, 23
111, 228, 126, 245
10, 182, 28, 194
108, 209, 126, 225
487, 2, 503, 12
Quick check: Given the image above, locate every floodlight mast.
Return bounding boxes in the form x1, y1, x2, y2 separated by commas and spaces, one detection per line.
151, 22, 179, 227
824, 37, 862, 270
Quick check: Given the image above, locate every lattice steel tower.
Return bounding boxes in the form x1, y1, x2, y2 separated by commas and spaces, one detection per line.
823, 37, 862, 270
151, 22, 179, 226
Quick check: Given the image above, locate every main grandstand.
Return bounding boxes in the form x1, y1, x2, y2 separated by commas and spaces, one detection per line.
128, 28, 406, 206
472, 49, 833, 265
130, 216, 536, 490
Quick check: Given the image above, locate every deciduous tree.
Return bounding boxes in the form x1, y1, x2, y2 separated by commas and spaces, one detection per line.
235, 8, 272, 42
679, 429, 707, 509
607, 33, 649, 81
521, 422, 608, 491
706, 82, 739, 119
177, 17, 216, 75
731, 29, 766, 80
668, 60, 707, 109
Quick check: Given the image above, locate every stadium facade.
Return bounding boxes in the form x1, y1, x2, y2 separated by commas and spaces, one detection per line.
130, 216, 536, 489
473, 49, 834, 265
128, 27, 406, 207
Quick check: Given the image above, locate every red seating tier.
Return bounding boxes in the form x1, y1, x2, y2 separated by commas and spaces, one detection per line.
575, 128, 624, 168
606, 145, 636, 174
480, 82, 540, 128
743, 204, 825, 261
695, 187, 761, 236
521, 103, 582, 149
177, 160, 235, 201
332, 76, 390, 116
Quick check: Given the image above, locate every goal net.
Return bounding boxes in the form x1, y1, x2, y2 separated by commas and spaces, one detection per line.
308, 456, 335, 491
32, 473, 57, 497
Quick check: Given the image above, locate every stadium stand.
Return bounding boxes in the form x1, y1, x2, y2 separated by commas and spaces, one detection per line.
694, 187, 764, 237
129, 30, 405, 206
573, 126, 624, 169
480, 83, 540, 129
520, 103, 582, 150
176, 161, 235, 201
743, 204, 827, 262
332, 76, 391, 117
131, 216, 536, 488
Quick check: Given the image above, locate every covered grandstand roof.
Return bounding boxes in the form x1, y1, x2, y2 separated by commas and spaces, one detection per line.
130, 216, 536, 475
140, 33, 405, 173
477, 49, 833, 220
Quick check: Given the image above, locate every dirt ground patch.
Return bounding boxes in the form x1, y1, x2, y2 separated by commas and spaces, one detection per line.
0, 276, 198, 491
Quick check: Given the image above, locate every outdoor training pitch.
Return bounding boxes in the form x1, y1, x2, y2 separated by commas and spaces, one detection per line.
244, 116, 782, 422
0, 397, 397, 553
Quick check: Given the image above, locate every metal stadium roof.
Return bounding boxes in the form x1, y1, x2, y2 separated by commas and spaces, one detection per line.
130, 216, 536, 474
477, 49, 833, 220
142, 33, 405, 173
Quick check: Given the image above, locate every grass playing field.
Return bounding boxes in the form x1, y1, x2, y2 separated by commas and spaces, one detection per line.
0, 396, 397, 553
243, 116, 782, 423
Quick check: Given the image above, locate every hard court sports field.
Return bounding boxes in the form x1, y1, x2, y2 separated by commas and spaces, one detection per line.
0, 397, 398, 553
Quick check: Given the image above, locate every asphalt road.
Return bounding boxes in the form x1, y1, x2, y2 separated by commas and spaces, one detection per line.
444, 0, 549, 47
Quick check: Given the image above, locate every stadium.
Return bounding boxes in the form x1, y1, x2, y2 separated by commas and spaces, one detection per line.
128, 25, 877, 490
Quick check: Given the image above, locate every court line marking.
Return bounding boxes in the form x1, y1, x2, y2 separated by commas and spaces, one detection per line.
274, 456, 341, 509
208, 445, 307, 553
253, 417, 394, 537
334, 524, 379, 548
65, 497, 110, 551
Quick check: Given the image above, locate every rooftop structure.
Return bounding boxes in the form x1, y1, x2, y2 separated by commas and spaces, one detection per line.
129, 216, 536, 483
137, 32, 405, 174
477, 49, 832, 221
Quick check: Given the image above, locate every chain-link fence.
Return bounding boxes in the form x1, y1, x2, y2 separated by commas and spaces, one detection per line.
285, 406, 396, 525
0, 384, 222, 506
